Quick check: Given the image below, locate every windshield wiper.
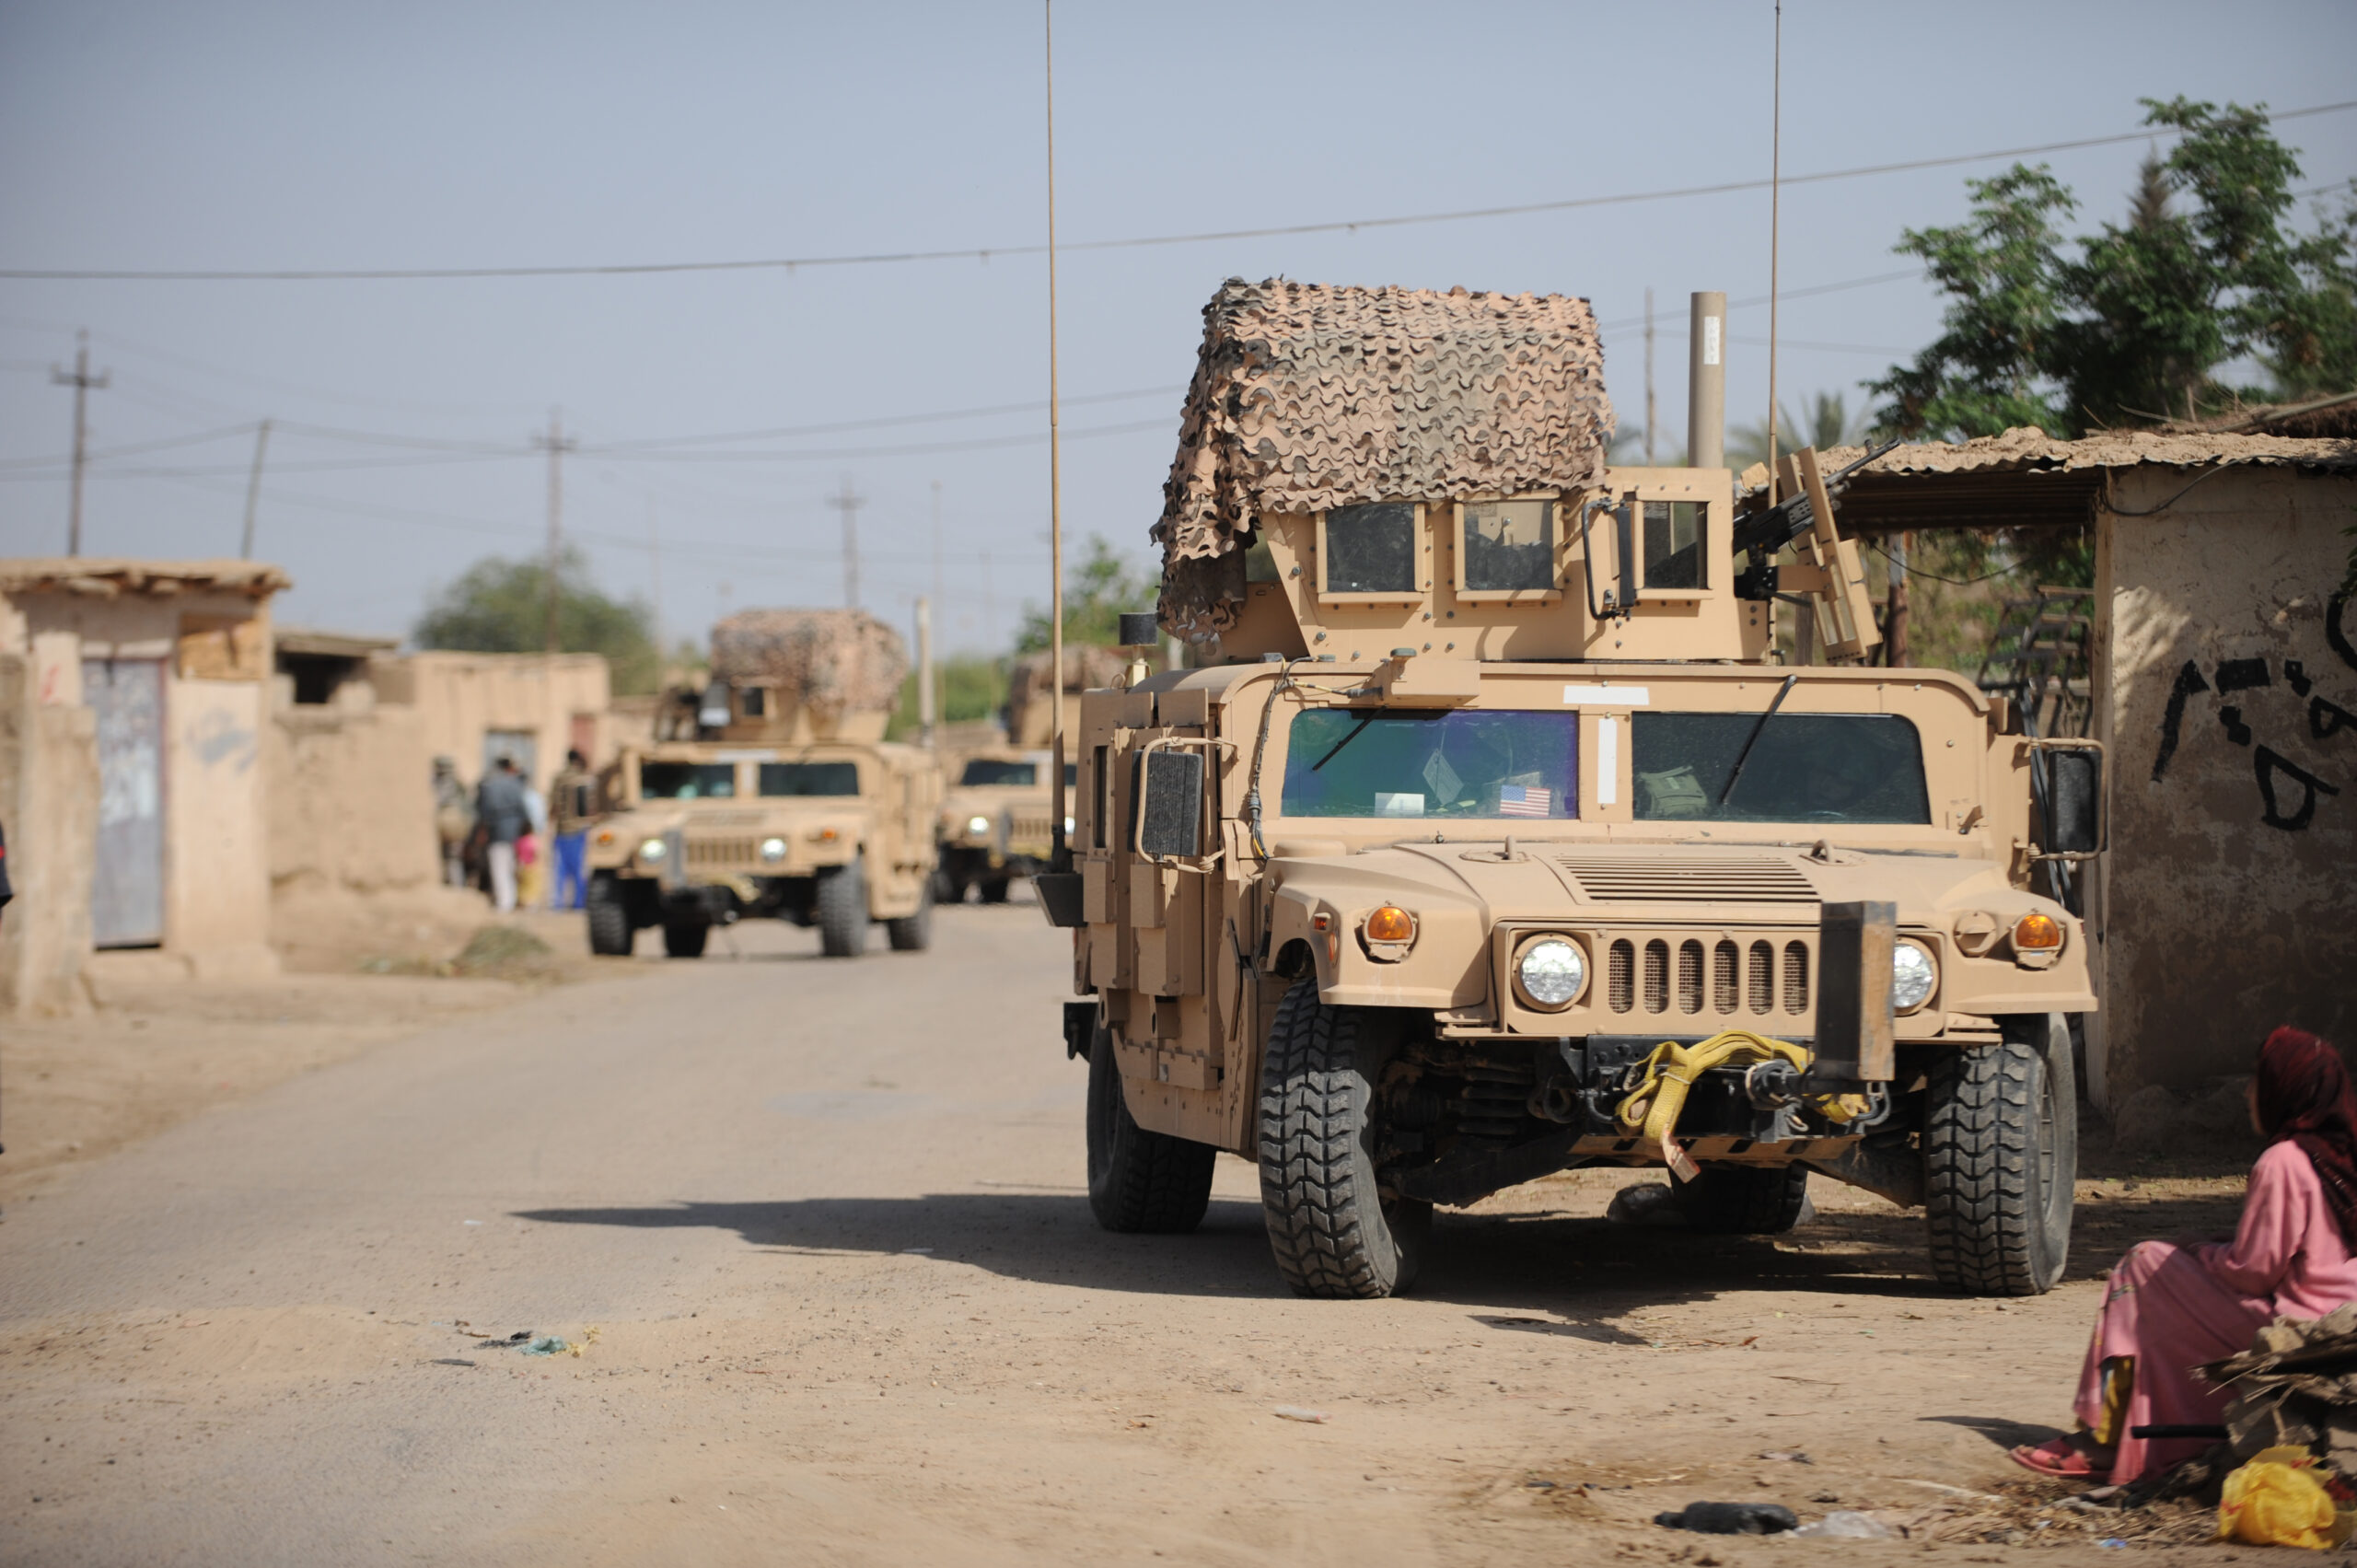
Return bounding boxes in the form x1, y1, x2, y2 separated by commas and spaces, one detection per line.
1310, 713, 1379, 772
1718, 673, 1799, 807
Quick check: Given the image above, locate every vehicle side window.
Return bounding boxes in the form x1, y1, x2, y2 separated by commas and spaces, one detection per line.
1631, 713, 1931, 823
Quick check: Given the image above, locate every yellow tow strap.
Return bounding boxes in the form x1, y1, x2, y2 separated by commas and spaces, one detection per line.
1613, 1030, 1872, 1180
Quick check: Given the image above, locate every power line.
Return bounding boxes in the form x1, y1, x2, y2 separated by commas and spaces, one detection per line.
9, 100, 2351, 283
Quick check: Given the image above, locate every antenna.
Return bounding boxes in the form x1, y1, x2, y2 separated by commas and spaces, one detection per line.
1037, 0, 1065, 867
1765, 0, 1782, 507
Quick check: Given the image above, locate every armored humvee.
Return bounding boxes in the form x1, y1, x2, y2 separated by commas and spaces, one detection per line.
1042, 280, 2102, 1300
932, 649, 1110, 901
586, 609, 941, 958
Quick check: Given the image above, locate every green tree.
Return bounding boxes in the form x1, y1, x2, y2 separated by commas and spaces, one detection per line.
1865, 165, 2074, 439
885, 654, 1011, 740
1015, 534, 1156, 651
413, 547, 660, 693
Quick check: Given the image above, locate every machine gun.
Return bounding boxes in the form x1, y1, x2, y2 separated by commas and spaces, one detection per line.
1731, 436, 1899, 601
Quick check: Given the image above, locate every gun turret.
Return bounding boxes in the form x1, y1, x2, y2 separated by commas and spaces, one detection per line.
1731, 437, 1898, 600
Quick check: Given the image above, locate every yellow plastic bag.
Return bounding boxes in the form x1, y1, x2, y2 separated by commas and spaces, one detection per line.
2217, 1446, 2339, 1549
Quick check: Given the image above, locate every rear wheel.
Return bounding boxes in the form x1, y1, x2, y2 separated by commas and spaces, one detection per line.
1086, 1028, 1216, 1233
1257, 980, 1431, 1298
815, 855, 867, 958
586, 877, 633, 957
885, 875, 934, 952
660, 919, 708, 959
1673, 1164, 1811, 1235
1925, 1012, 2077, 1295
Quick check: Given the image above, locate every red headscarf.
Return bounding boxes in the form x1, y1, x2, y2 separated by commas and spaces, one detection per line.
2256, 1027, 2357, 1249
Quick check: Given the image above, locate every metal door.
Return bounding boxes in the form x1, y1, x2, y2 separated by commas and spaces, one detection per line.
85, 657, 166, 947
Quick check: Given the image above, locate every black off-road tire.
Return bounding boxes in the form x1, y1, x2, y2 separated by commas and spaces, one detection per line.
1925, 1012, 2077, 1296
1086, 1028, 1216, 1233
660, 919, 708, 959
1257, 980, 1432, 1298
930, 864, 964, 905
1672, 1164, 1812, 1235
885, 876, 934, 952
586, 877, 633, 957
978, 876, 1011, 905
815, 855, 868, 958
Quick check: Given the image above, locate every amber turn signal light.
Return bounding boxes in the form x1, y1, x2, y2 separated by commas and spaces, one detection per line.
1364, 905, 1416, 944
2013, 912, 2063, 951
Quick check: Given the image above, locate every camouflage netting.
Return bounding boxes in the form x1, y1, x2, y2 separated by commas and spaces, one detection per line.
709, 609, 909, 714
1152, 278, 1614, 642
1003, 645, 1126, 743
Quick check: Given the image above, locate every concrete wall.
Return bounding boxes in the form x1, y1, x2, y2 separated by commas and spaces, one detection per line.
371, 651, 610, 792
0, 652, 98, 1015
2099, 465, 2357, 1096
266, 679, 438, 897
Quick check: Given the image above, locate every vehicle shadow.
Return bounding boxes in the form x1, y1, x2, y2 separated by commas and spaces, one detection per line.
507, 1189, 2100, 1310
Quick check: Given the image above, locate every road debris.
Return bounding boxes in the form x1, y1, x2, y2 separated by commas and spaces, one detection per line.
1654, 1502, 1797, 1535
1789, 1510, 1893, 1539
1271, 1406, 1329, 1424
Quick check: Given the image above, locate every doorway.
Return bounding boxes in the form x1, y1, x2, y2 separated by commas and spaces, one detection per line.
85, 657, 166, 947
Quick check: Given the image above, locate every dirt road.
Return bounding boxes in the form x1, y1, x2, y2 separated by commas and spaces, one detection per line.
1, 903, 2247, 1564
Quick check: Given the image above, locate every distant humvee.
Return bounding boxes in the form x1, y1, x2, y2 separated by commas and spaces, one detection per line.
586, 610, 940, 958
1044, 279, 2100, 1300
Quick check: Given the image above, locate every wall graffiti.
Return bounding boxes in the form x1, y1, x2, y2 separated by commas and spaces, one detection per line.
2149, 591, 2357, 832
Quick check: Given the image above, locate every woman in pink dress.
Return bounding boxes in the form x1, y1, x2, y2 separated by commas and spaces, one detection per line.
2013, 1027, 2357, 1482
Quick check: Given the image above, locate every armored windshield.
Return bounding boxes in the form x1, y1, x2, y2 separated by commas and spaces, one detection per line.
1281, 709, 1578, 820
760, 761, 860, 796
960, 759, 1036, 786
1631, 713, 1931, 823
640, 761, 737, 799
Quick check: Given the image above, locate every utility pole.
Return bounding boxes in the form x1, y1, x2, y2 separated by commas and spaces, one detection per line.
535, 410, 577, 654
1043, 0, 1068, 872
916, 597, 935, 747
52, 330, 110, 556
828, 475, 865, 610
929, 479, 944, 732
647, 495, 665, 682
238, 419, 273, 559
1643, 287, 1657, 465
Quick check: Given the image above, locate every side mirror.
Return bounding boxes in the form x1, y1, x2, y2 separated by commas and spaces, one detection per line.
697, 681, 733, 731
1135, 749, 1207, 861
2031, 741, 2105, 859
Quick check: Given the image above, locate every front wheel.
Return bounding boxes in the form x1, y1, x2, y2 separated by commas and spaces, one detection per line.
1257, 980, 1431, 1298
1925, 1012, 2077, 1295
586, 877, 633, 957
1672, 1164, 1812, 1235
977, 876, 1011, 905
885, 875, 934, 952
1086, 1028, 1216, 1233
815, 855, 867, 958
661, 919, 708, 958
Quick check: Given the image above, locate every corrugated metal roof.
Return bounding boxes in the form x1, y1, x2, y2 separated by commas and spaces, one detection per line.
0, 558, 291, 596
1154, 278, 1612, 639
1738, 427, 2357, 534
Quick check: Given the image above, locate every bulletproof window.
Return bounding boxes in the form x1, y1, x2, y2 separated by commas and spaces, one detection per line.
1460, 500, 1557, 593
1643, 501, 1707, 591
1631, 713, 1929, 824
640, 761, 737, 799
1281, 709, 1578, 820
759, 761, 861, 796
958, 759, 1038, 786
1319, 503, 1420, 597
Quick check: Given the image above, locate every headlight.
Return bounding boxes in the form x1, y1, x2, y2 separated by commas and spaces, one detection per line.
1515, 937, 1586, 1009
760, 836, 788, 863
968, 815, 992, 836
1891, 940, 1937, 1013
637, 837, 667, 863
1063, 816, 1075, 835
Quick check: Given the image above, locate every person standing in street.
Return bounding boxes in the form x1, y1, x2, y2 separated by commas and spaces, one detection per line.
474, 755, 529, 913
431, 756, 473, 888
549, 749, 595, 911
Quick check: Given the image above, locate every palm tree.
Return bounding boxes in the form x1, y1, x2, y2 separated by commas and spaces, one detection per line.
1726, 390, 1874, 470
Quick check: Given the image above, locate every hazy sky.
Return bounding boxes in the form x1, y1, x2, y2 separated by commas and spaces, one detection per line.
2, 1, 2351, 653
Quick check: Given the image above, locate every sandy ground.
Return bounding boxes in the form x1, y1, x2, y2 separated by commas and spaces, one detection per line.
0, 899, 2263, 1565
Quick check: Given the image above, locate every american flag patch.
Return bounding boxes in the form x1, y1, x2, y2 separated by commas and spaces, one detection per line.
1497, 784, 1551, 818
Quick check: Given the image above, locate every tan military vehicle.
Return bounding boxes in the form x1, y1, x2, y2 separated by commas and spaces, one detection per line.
1042, 280, 2102, 1300
586, 609, 941, 958
932, 649, 1110, 901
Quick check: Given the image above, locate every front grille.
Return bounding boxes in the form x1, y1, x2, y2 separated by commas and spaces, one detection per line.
1566, 928, 1813, 1025
1608, 939, 1634, 1012
1557, 853, 1818, 904
1677, 939, 1704, 1014
1783, 940, 1810, 1013
688, 836, 759, 868
1748, 940, 1775, 1011
1713, 940, 1738, 1014
1643, 940, 1669, 1012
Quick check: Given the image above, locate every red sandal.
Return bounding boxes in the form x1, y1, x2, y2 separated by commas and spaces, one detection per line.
2009, 1435, 2114, 1481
